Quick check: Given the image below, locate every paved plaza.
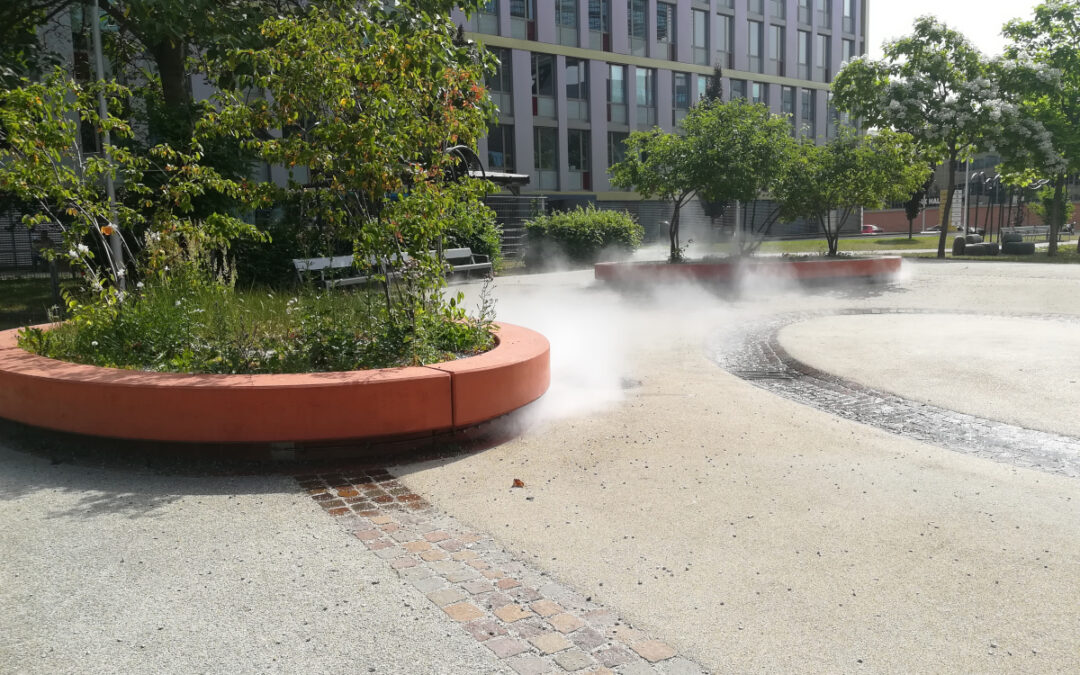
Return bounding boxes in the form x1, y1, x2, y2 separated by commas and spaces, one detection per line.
3, 259, 1080, 673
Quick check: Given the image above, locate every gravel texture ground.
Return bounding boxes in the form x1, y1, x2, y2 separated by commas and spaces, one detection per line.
3, 259, 1080, 674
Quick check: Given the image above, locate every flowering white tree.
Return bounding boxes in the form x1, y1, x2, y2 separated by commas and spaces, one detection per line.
832, 17, 1004, 258
997, 0, 1080, 256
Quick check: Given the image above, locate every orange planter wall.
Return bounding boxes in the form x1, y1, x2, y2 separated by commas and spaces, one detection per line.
0, 322, 549, 444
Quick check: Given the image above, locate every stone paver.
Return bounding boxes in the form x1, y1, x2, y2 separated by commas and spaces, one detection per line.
530, 631, 574, 654
299, 470, 709, 674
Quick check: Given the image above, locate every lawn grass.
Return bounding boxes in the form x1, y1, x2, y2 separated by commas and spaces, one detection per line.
0, 278, 77, 331
752, 235, 943, 254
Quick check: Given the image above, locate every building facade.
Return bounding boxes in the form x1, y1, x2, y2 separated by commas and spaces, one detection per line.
451, 0, 868, 229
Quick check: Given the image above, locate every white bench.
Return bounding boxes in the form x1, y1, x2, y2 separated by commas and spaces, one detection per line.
1001, 226, 1052, 241
292, 248, 491, 288
441, 247, 493, 279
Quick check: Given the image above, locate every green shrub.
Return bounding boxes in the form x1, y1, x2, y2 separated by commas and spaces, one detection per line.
442, 198, 503, 270
523, 205, 643, 268
18, 268, 495, 374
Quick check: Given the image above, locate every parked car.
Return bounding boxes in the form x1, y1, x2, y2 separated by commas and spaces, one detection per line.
861, 224, 883, 234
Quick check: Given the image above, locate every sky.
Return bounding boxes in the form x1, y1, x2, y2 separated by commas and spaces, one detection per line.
867, 0, 1044, 58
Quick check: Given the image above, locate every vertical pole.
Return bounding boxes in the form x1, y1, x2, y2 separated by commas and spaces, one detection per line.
90, 0, 124, 291
962, 159, 970, 233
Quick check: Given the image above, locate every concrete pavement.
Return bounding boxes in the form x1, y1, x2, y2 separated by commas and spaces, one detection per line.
3, 259, 1080, 673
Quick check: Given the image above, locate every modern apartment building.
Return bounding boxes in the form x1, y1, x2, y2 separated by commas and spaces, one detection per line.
451, 0, 868, 228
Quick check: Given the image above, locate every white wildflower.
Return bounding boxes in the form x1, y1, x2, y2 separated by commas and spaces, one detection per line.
91, 341, 98, 347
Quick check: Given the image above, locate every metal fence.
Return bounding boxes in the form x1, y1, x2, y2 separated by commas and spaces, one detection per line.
485, 194, 547, 260
0, 210, 72, 280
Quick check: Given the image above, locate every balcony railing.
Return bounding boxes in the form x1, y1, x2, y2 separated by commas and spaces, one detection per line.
511, 18, 536, 40
589, 30, 611, 51
533, 95, 555, 118
557, 24, 578, 46
636, 105, 657, 127
537, 170, 559, 190
608, 102, 628, 124
567, 99, 589, 121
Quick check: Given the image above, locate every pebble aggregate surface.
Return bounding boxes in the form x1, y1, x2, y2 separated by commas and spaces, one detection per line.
4, 259, 1080, 674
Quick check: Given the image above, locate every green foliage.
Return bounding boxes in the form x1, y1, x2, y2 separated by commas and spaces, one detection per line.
523, 205, 643, 268
441, 198, 503, 270
0, 69, 264, 301
1029, 186, 1075, 224
18, 269, 495, 374
832, 16, 1001, 258
775, 129, 929, 256
997, 0, 1080, 255
610, 99, 795, 260
200, 1, 497, 331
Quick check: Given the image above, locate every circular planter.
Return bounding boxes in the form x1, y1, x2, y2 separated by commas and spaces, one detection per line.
595, 256, 902, 284
0, 322, 549, 444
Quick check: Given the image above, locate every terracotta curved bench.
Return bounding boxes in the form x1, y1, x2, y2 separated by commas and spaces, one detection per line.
0, 322, 549, 444
595, 256, 902, 284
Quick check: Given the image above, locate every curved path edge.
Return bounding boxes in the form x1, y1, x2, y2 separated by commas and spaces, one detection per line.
709, 308, 1080, 479
0, 321, 550, 444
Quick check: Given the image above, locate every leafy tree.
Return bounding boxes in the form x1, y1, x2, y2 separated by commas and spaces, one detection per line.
199, 1, 495, 330
703, 64, 724, 103
832, 17, 1003, 258
997, 0, 1080, 256
0, 69, 261, 301
1029, 184, 1075, 225
610, 99, 795, 261
775, 129, 929, 256
903, 172, 935, 240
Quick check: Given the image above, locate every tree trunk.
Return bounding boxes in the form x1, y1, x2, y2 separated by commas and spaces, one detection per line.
669, 201, 682, 262
148, 38, 191, 134
1048, 174, 1064, 257
908, 217, 913, 240
937, 153, 957, 259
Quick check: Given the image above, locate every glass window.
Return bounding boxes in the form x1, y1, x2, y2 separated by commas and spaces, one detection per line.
532, 54, 555, 97
608, 131, 629, 167
770, 24, 784, 75
751, 82, 767, 105
568, 129, 590, 172
730, 78, 747, 100
486, 49, 512, 93
781, 86, 795, 115
588, 0, 610, 33
798, 30, 810, 78
697, 75, 709, 102
608, 64, 626, 103
748, 0, 763, 15
770, 0, 785, 19
510, 0, 534, 19
801, 88, 815, 136
717, 14, 732, 66
798, 0, 811, 24
487, 124, 515, 171
674, 72, 691, 110
816, 33, 830, 81
692, 9, 709, 65
842, 38, 856, 62
628, 0, 647, 38
534, 126, 558, 170
657, 3, 676, 44
566, 58, 588, 100
693, 10, 707, 48
556, 0, 578, 27
748, 20, 763, 73
636, 68, 655, 106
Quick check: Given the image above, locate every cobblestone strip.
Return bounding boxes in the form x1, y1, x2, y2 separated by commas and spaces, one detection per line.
709, 308, 1080, 479
298, 469, 709, 675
